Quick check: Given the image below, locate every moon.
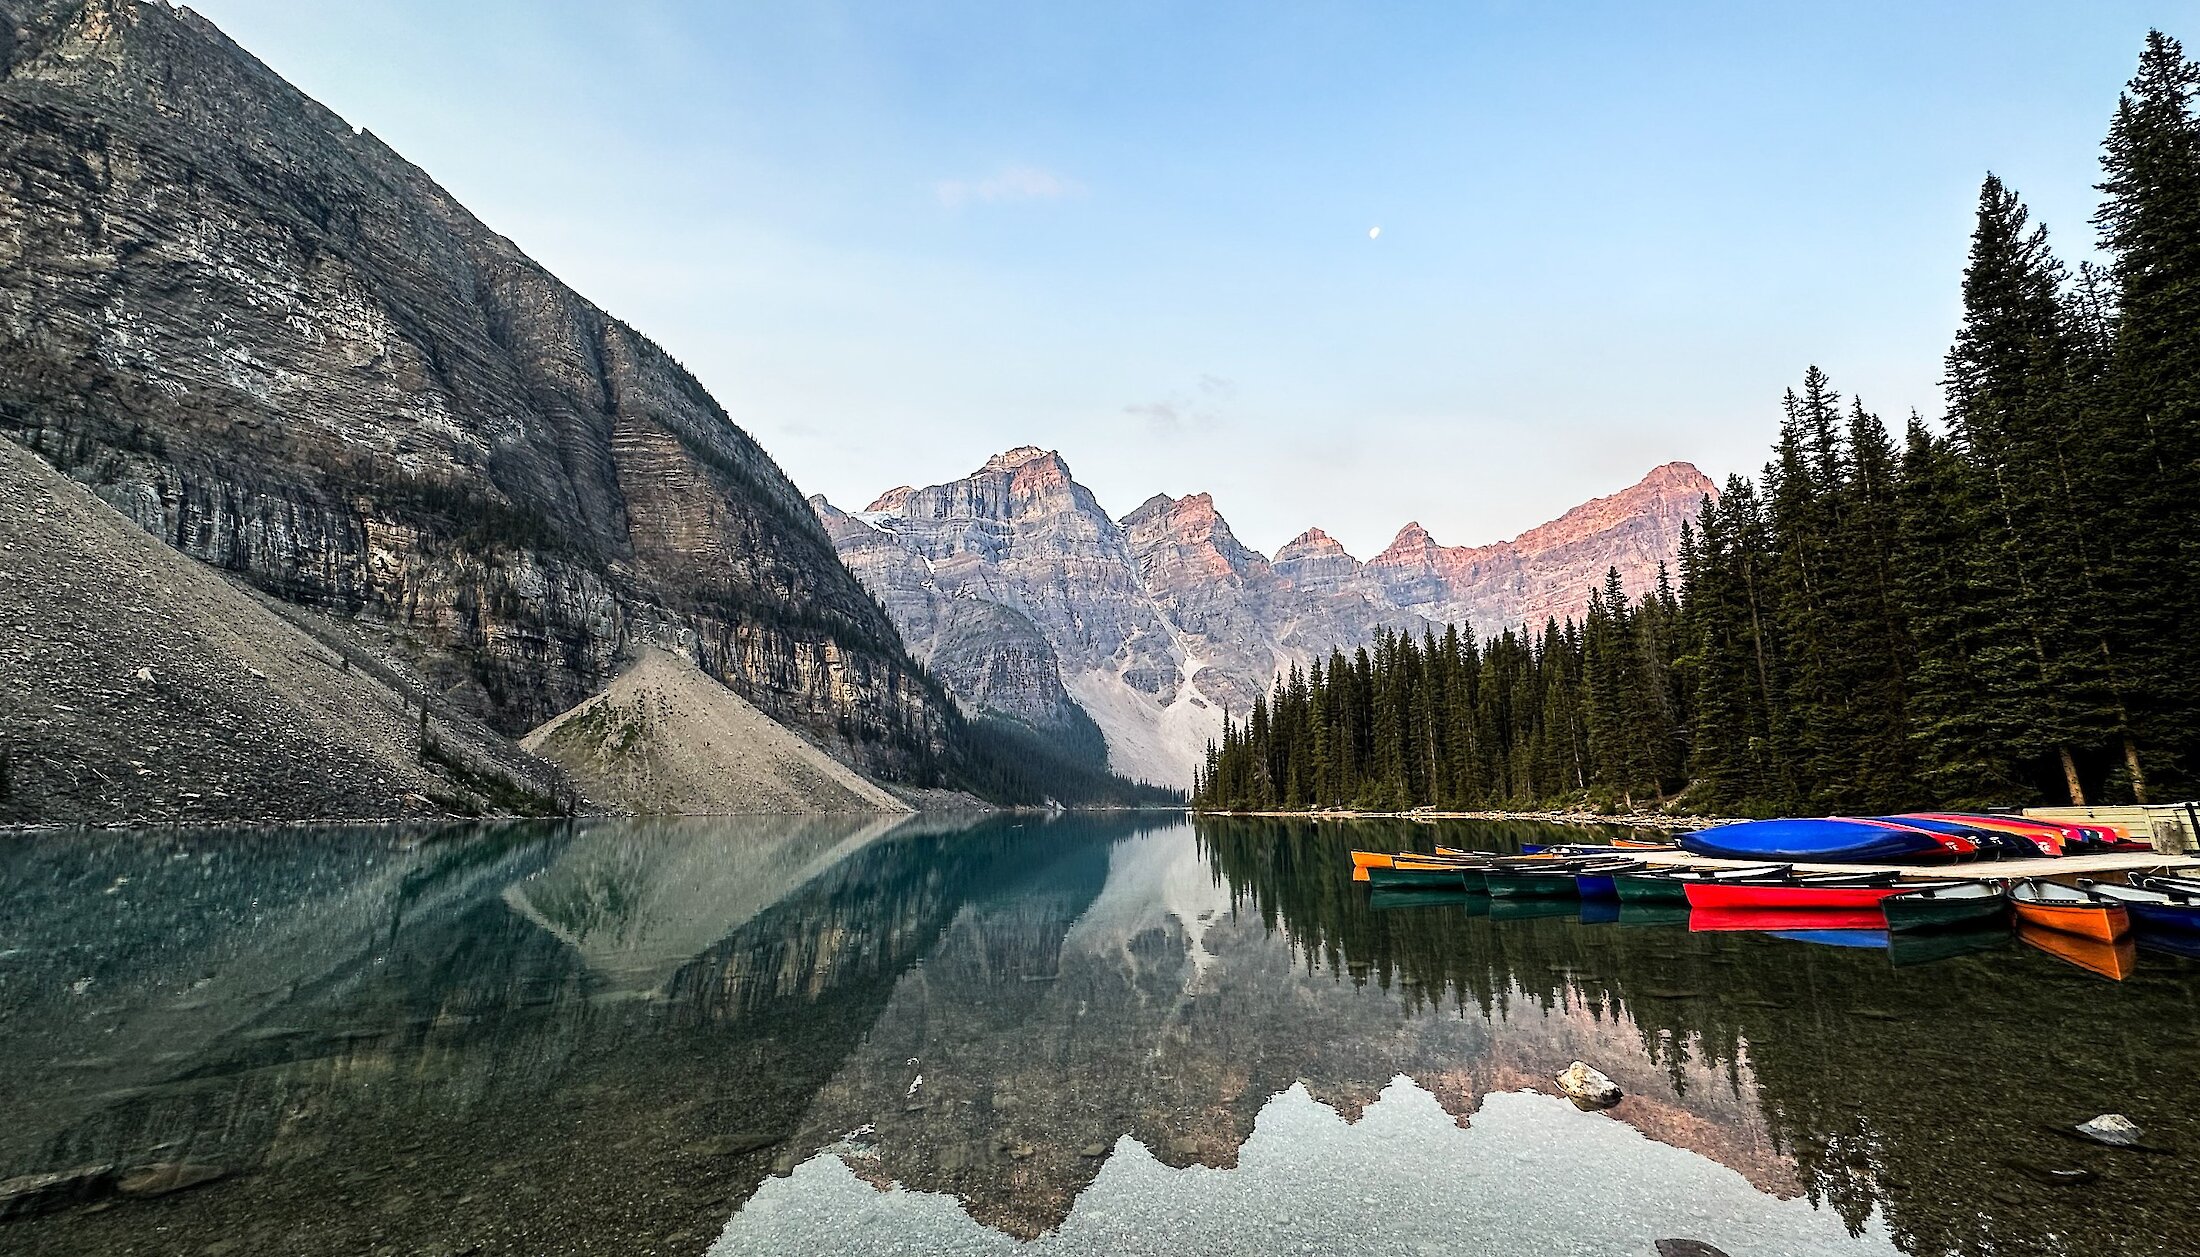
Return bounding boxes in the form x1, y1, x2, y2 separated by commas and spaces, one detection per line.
1368, 226, 1382, 240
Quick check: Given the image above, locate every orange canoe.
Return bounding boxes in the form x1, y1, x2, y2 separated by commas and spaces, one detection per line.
2010, 880, 2130, 942
1350, 851, 1395, 870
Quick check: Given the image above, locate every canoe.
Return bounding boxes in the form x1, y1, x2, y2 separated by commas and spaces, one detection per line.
2017, 920, 2137, 980
1684, 878, 1962, 912
1613, 872, 1693, 904
2009, 880, 2130, 941
1881, 881, 2007, 933
1574, 861, 1649, 900
1364, 864, 1473, 891
2131, 873, 2200, 897
1350, 851, 1396, 870
1517, 840, 1677, 856
1485, 859, 1641, 899
1680, 817, 1951, 863
1666, 867, 1899, 887
1612, 864, 1793, 905
1912, 813, 2065, 857
1690, 905, 1889, 932
2078, 880, 2200, 932
1877, 815, 2033, 858
1483, 866, 1589, 898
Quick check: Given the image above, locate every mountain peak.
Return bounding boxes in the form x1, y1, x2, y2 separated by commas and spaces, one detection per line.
1275, 526, 1352, 562
1372, 521, 1438, 562
981, 445, 1061, 475
864, 485, 914, 514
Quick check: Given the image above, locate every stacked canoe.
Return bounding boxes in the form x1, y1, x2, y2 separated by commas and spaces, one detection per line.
1679, 814, 2147, 863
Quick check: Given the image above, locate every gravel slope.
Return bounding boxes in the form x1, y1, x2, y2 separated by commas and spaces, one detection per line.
523, 649, 916, 815
0, 440, 563, 825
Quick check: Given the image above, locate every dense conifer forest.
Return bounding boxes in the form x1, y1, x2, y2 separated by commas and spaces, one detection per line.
1195, 32, 2200, 817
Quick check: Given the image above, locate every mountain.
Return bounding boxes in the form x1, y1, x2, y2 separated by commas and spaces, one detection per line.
0, 0, 987, 799
1363, 461, 1714, 631
817, 451, 1713, 787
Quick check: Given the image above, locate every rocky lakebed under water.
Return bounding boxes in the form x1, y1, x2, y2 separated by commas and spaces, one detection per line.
3, 815, 2195, 1256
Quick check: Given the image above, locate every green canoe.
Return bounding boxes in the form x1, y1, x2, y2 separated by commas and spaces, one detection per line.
1365, 864, 1473, 891
1881, 882, 2007, 932
1613, 872, 1691, 904
1483, 868, 1585, 898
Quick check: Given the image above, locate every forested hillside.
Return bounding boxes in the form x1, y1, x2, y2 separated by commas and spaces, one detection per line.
1195, 31, 2200, 817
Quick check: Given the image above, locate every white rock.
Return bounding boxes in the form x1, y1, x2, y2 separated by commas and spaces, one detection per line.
1556, 1061, 1622, 1109
135, 666, 155, 683
2077, 1113, 2142, 1146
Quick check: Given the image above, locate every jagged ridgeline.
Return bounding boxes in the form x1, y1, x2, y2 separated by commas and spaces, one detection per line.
0, 0, 1161, 804
1197, 30, 2200, 817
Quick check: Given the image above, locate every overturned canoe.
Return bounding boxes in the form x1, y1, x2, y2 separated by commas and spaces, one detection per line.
1876, 814, 2032, 858
2010, 880, 2130, 942
1882, 881, 2007, 932
1681, 818, 1951, 864
1911, 813, 2066, 857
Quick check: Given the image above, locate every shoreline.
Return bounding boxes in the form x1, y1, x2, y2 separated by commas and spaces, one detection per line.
1191, 808, 1739, 832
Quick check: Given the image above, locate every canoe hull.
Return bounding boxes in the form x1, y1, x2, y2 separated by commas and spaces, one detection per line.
1683, 882, 1915, 911
1484, 870, 1584, 898
1681, 818, 1949, 864
1614, 873, 1691, 904
2011, 899, 2130, 942
1882, 888, 2007, 932
1364, 866, 1470, 891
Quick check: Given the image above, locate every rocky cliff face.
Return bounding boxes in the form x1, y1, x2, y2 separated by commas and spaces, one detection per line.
0, 0, 956, 780
818, 450, 1711, 787
1365, 461, 1714, 631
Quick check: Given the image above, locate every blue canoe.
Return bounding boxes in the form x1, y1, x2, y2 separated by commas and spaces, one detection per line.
1681, 818, 1949, 864
2082, 881, 2200, 932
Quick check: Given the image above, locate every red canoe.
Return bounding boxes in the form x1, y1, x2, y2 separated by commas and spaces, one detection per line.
1683, 879, 1960, 911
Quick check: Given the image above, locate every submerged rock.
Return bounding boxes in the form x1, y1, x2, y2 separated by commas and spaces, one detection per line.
116, 1163, 229, 1198
2077, 1113, 2143, 1146
0, 1164, 115, 1220
1556, 1061, 1622, 1110
1656, 1242, 1732, 1257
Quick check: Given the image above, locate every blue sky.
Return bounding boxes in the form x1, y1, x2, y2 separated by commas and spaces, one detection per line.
191, 0, 2192, 557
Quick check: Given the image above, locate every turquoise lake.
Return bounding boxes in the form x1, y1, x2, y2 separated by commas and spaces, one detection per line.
4, 814, 2195, 1255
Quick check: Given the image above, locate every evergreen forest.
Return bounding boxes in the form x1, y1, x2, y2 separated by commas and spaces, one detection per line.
1194, 32, 2200, 817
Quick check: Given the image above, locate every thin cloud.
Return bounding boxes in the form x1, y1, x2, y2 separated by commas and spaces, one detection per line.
934, 164, 1085, 209
1126, 375, 1235, 434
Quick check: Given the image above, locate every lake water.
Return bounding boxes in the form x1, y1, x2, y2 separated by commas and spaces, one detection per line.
4, 814, 2196, 1256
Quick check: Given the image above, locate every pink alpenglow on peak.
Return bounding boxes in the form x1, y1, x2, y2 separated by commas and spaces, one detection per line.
815, 450, 1716, 787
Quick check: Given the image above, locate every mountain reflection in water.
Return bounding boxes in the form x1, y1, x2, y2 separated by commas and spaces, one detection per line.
3, 815, 2197, 1256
